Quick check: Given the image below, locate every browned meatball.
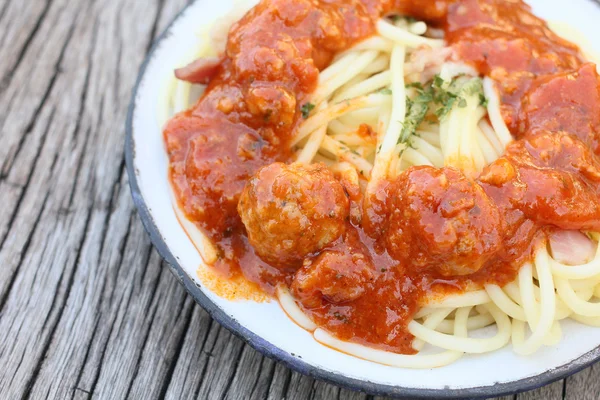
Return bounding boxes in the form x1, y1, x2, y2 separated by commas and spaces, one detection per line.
238, 162, 349, 267
291, 229, 375, 308
481, 132, 600, 232
386, 166, 502, 276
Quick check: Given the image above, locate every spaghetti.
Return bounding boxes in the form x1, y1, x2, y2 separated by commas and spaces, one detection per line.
160, 0, 600, 368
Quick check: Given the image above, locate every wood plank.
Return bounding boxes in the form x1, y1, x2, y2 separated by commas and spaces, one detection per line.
0, 0, 53, 90
0, 0, 162, 398
517, 380, 564, 400
565, 364, 600, 400
221, 344, 277, 400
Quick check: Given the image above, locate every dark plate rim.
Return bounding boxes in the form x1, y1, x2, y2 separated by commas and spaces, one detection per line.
125, 1, 600, 398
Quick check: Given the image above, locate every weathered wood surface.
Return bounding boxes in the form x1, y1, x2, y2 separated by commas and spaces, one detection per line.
0, 0, 599, 399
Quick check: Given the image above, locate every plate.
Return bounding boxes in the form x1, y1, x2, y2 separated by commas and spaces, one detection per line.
126, 0, 600, 397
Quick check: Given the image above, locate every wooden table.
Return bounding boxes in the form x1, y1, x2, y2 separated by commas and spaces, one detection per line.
1, 0, 599, 399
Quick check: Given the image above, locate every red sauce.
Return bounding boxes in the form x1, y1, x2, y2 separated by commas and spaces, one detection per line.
164, 0, 600, 354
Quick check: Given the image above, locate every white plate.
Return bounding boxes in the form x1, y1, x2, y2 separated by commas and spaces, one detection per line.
126, 0, 600, 397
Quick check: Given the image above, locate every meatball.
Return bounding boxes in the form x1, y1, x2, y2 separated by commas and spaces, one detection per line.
386, 166, 502, 276
291, 230, 375, 308
238, 162, 349, 267
485, 132, 600, 232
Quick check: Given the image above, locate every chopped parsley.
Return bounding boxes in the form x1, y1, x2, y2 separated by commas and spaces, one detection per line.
399, 82, 434, 144
398, 76, 487, 147
300, 102, 315, 119
432, 75, 486, 120
479, 94, 489, 108
406, 81, 424, 90
333, 311, 348, 322
400, 95, 429, 144
433, 75, 445, 88
378, 87, 393, 95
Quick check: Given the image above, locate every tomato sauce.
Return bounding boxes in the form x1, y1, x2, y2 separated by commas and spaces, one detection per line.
164, 0, 600, 354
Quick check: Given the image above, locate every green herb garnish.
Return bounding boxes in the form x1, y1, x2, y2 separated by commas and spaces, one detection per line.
432, 75, 486, 120
406, 81, 424, 90
301, 102, 315, 119
400, 96, 430, 144
399, 83, 434, 144
397, 75, 488, 148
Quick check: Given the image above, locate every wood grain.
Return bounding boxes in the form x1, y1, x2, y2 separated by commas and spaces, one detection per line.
0, 0, 599, 399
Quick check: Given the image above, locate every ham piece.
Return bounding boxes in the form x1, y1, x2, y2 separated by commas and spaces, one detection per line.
174, 57, 221, 84
549, 230, 596, 265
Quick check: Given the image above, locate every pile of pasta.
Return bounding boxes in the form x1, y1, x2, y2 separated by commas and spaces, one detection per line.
160, 7, 600, 368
